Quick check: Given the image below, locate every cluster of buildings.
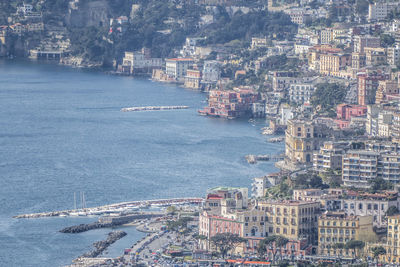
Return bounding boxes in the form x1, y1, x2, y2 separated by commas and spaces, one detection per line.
198, 186, 400, 262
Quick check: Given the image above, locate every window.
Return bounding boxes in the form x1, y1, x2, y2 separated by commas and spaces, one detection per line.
359, 203, 363, 210
374, 204, 378, 210
368, 204, 372, 210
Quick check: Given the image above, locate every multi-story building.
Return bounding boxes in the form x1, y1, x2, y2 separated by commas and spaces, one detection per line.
165, 58, 194, 81
368, 2, 399, 22
252, 176, 268, 199
257, 200, 321, 245
342, 150, 380, 188
375, 80, 399, 104
199, 88, 259, 119
387, 45, 400, 67
202, 60, 220, 83
319, 53, 351, 77
353, 36, 381, 53
120, 49, 162, 75
313, 141, 348, 172
357, 72, 389, 105
293, 188, 343, 212
352, 52, 366, 70
308, 45, 342, 71
386, 214, 400, 263
341, 191, 399, 227
271, 71, 301, 92
184, 69, 202, 90
289, 83, 315, 104
318, 212, 376, 256
285, 119, 332, 165
251, 37, 267, 49
365, 47, 386, 67
335, 104, 368, 129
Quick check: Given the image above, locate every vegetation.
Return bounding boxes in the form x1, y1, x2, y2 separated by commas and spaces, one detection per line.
345, 240, 365, 257
258, 235, 289, 263
291, 173, 329, 190
210, 233, 246, 258
386, 205, 400, 216
368, 178, 393, 193
311, 83, 347, 117
265, 177, 293, 200
371, 246, 386, 265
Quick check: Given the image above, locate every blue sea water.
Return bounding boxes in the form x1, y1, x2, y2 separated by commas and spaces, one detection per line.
0, 60, 283, 266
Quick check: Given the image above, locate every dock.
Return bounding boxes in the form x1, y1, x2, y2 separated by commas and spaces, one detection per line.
121, 106, 189, 112
245, 154, 284, 164
13, 197, 203, 219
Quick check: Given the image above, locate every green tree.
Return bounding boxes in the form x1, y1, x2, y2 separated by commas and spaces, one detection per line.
345, 240, 365, 258
380, 34, 395, 48
311, 83, 346, 116
371, 246, 386, 265
333, 243, 345, 259
210, 233, 246, 258
275, 236, 289, 262
368, 178, 393, 193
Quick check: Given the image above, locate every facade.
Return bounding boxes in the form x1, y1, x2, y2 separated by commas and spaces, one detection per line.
257, 200, 321, 245
289, 83, 314, 104
342, 150, 380, 188
375, 80, 399, 104
202, 60, 220, 83
357, 72, 389, 106
353, 36, 381, 53
251, 176, 268, 199
165, 58, 194, 80
341, 191, 399, 227
285, 119, 331, 165
387, 45, 400, 67
386, 215, 400, 263
368, 2, 399, 22
365, 47, 386, 67
318, 213, 375, 256
184, 69, 202, 90
313, 141, 348, 172
199, 89, 259, 119
319, 53, 351, 77
120, 50, 162, 75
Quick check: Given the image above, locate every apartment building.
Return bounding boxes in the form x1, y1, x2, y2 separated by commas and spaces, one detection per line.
357, 72, 389, 105
353, 36, 381, 53
313, 141, 348, 172
120, 49, 162, 75
318, 212, 375, 256
289, 83, 315, 104
257, 200, 321, 245
368, 2, 399, 22
342, 150, 380, 188
319, 53, 351, 77
184, 69, 202, 90
375, 80, 399, 104
386, 215, 400, 263
165, 58, 194, 80
365, 47, 386, 67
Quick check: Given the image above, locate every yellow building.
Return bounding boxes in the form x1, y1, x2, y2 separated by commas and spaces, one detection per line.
319, 53, 351, 77
318, 212, 376, 257
257, 200, 320, 245
386, 215, 400, 263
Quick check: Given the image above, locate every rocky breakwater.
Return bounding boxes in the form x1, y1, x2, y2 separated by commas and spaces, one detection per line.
80, 231, 127, 258
60, 221, 114, 233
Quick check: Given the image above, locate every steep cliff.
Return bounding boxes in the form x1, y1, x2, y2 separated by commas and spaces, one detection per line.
65, 0, 110, 28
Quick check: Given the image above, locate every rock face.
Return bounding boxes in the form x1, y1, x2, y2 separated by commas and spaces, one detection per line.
65, 0, 110, 28
80, 231, 127, 258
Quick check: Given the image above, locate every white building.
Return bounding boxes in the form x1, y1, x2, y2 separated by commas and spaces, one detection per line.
289, 83, 315, 104
121, 50, 162, 75
251, 176, 268, 199
165, 58, 194, 80
368, 2, 399, 22
387, 45, 400, 67
202, 60, 220, 83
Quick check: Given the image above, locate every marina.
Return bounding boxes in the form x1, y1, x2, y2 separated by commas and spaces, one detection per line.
13, 197, 203, 219
121, 106, 189, 112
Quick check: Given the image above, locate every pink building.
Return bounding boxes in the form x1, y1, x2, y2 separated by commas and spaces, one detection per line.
335, 104, 367, 129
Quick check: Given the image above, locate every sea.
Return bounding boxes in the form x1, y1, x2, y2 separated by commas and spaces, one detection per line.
0, 60, 283, 267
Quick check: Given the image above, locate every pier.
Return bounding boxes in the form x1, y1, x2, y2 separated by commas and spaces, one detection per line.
13, 197, 203, 219
121, 106, 189, 112
245, 154, 284, 164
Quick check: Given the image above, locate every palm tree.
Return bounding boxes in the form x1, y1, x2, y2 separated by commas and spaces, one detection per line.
345, 240, 365, 258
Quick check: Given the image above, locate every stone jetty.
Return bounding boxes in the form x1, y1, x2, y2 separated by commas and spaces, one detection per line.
121, 105, 189, 112
80, 231, 127, 258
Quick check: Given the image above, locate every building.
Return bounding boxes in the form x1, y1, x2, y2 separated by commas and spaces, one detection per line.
289, 83, 315, 104
251, 37, 267, 49
368, 2, 399, 22
109, 16, 129, 33
352, 52, 366, 70
199, 89, 259, 119
335, 104, 367, 129
375, 80, 399, 104
357, 72, 389, 105
184, 69, 202, 90
257, 200, 321, 245
341, 191, 399, 227
342, 150, 380, 188
270, 71, 301, 92
252, 176, 269, 199
386, 215, 400, 263
165, 58, 194, 81
313, 141, 348, 172
365, 47, 386, 67
120, 49, 162, 75
318, 212, 376, 257
285, 119, 332, 165
202, 60, 220, 83
353, 36, 381, 53
319, 53, 351, 77
387, 45, 400, 67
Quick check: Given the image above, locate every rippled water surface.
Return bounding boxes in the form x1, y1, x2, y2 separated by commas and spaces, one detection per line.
0, 60, 283, 266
